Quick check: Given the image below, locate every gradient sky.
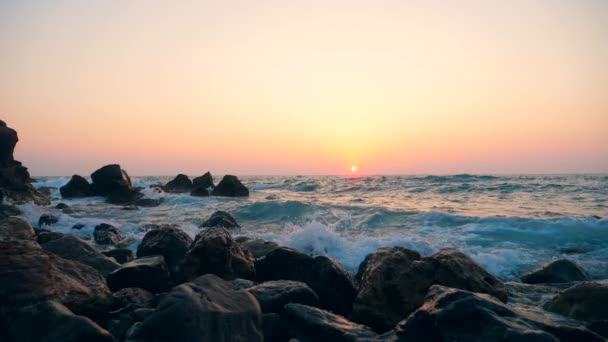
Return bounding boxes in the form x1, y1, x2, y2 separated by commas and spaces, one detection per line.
1, 0, 607, 176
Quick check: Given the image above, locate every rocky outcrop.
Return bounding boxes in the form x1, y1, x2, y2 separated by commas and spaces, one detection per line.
60, 175, 92, 198
190, 172, 214, 196
90, 164, 133, 196
0, 203, 21, 220
0, 216, 34, 240
211, 175, 249, 197
255, 247, 357, 315
163, 174, 192, 193
521, 259, 591, 284
40, 235, 121, 277
177, 227, 255, 282
136, 225, 192, 276
124, 274, 263, 342
283, 303, 377, 342
94, 223, 126, 245
247, 280, 320, 313
102, 248, 135, 264
543, 282, 608, 322
200, 210, 240, 229
107, 256, 171, 293
236, 236, 280, 258
106, 187, 143, 205
352, 247, 508, 332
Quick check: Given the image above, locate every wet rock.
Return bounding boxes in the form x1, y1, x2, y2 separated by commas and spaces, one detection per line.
137, 225, 192, 276
108, 304, 154, 341
262, 312, 289, 342
236, 236, 280, 258
72, 223, 86, 230
0, 216, 34, 240
163, 174, 193, 193
352, 247, 508, 332
387, 285, 603, 342
211, 175, 249, 197
521, 259, 591, 284
200, 210, 240, 229
112, 288, 155, 309
55, 202, 70, 209
36, 231, 65, 244
94, 223, 126, 245
60, 175, 92, 198
37, 186, 56, 196
107, 256, 171, 293
190, 187, 209, 197
106, 187, 143, 205
190, 172, 214, 196
256, 247, 357, 315
230, 278, 256, 290
103, 248, 135, 264
543, 282, 608, 322
90, 164, 133, 196
124, 274, 263, 342
588, 320, 608, 338
0, 301, 115, 342
283, 304, 377, 342
248, 280, 320, 313
40, 234, 121, 277
0, 203, 21, 219
178, 227, 255, 282
38, 213, 59, 227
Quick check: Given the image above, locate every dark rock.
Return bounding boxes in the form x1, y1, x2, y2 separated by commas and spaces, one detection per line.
0, 120, 18, 165
588, 320, 608, 338
591, 215, 602, 220
388, 285, 603, 342
72, 223, 86, 230
543, 282, 608, 322
55, 202, 70, 209
94, 223, 126, 245
163, 174, 193, 193
112, 288, 155, 309
107, 256, 171, 293
230, 278, 256, 290
137, 225, 192, 276
211, 175, 249, 197
124, 274, 263, 342
90, 164, 133, 196
36, 231, 65, 244
60, 175, 92, 198
132, 198, 162, 207
263, 313, 289, 342
352, 247, 508, 332
200, 210, 240, 229
0, 301, 115, 342
40, 234, 120, 277
283, 304, 377, 342
0, 204, 21, 219
62, 207, 76, 214
102, 248, 135, 264
256, 247, 357, 315
106, 187, 143, 205
37, 186, 56, 196
38, 213, 59, 227
190, 172, 214, 196
108, 304, 153, 341
236, 236, 280, 258
248, 280, 320, 313
190, 187, 209, 197
521, 259, 591, 284
0, 216, 34, 240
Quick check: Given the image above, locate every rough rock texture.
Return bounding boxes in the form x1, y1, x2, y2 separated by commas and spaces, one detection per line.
283, 303, 377, 342
112, 288, 155, 310
211, 175, 249, 197
124, 274, 263, 342
0, 216, 34, 240
94, 223, 126, 245
178, 227, 255, 282
200, 210, 240, 229
386, 285, 603, 342
136, 225, 192, 276
36, 231, 64, 244
0, 203, 21, 220
352, 247, 508, 332
108, 305, 154, 341
521, 259, 591, 284
107, 256, 171, 293
163, 174, 193, 193
236, 236, 280, 258
248, 280, 320, 313
256, 247, 357, 315
543, 282, 608, 322
0, 301, 115, 342
60, 175, 92, 198
38, 213, 59, 227
103, 248, 135, 264
40, 235, 120, 277
0, 240, 113, 319
90, 164, 133, 196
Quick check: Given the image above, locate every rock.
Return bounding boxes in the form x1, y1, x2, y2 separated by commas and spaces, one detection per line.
256, 247, 357, 315
0, 120, 18, 165
106, 187, 143, 205
112, 288, 155, 309
230, 278, 256, 290
163, 174, 193, 193
72, 223, 86, 230
200, 210, 240, 229
521, 259, 591, 284
0, 301, 115, 342
121, 204, 139, 211
0, 203, 21, 219
102, 248, 135, 264
90, 164, 133, 196
94, 223, 126, 245
283, 304, 377, 342
38, 213, 59, 227
352, 247, 508, 332
40, 234, 121, 276
107, 256, 171, 293
588, 320, 608, 338
248, 280, 320, 313
55, 202, 70, 209
543, 282, 608, 322
236, 236, 280, 258
37, 186, 56, 196
136, 225, 192, 276
211, 175, 249, 197
132, 198, 162, 207
0, 240, 113, 319
387, 285, 603, 342
124, 274, 263, 342
190, 187, 209, 197
262, 313, 289, 342
60, 175, 92, 198
0, 216, 34, 240
108, 305, 154, 341
190, 172, 214, 196
36, 231, 65, 244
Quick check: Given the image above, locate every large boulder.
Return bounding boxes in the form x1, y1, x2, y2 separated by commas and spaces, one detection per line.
102, 248, 135, 264
248, 280, 320, 313
136, 225, 192, 276
0, 216, 34, 240
236, 236, 280, 258
0, 301, 115, 342
38, 213, 59, 227
211, 175, 249, 197
163, 174, 192, 193
40, 235, 121, 277
386, 285, 603, 342
283, 303, 377, 342
521, 259, 591, 284
107, 256, 171, 293
106, 187, 143, 205
124, 274, 263, 342
352, 247, 508, 332
0, 240, 113, 319
190, 172, 214, 196
177, 227, 254, 282
0, 120, 18, 165
543, 282, 608, 322
94, 223, 127, 245
90, 164, 133, 196
200, 210, 240, 229
60, 175, 92, 198
255, 247, 357, 315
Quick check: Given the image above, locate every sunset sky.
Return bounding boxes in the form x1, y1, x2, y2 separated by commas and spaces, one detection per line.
1, 0, 607, 176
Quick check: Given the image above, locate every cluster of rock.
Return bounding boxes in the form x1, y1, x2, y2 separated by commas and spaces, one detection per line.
161, 172, 249, 197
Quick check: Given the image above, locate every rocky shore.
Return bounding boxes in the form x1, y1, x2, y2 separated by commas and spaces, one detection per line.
1, 121, 607, 342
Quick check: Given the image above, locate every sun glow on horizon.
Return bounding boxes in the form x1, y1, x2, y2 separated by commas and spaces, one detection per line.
351, 165, 358, 173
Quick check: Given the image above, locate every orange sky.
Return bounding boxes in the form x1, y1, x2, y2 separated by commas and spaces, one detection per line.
1, 0, 607, 175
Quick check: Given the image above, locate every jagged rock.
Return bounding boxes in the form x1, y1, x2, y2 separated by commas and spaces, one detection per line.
137, 225, 192, 276
236, 236, 280, 258
94, 223, 126, 245
543, 282, 608, 322
38, 213, 59, 227
107, 256, 171, 293
0, 216, 34, 240
256, 247, 357, 315
211, 175, 249, 197
200, 210, 240, 229
163, 174, 193, 193
60, 175, 92, 198
248, 280, 320, 313
90, 164, 133, 196
521, 259, 591, 284
190, 172, 214, 196
40, 235, 120, 276
102, 248, 135, 264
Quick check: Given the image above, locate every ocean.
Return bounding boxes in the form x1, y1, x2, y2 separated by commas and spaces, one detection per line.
20, 174, 608, 282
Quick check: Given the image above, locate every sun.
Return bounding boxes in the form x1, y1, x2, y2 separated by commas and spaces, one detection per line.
350, 165, 358, 172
